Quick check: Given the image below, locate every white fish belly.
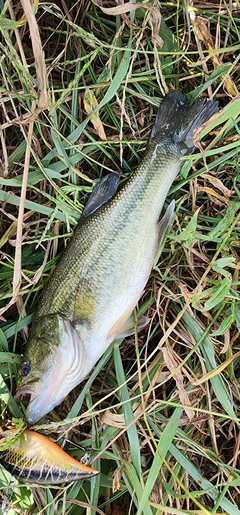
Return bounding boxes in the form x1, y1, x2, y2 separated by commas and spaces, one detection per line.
81, 219, 159, 369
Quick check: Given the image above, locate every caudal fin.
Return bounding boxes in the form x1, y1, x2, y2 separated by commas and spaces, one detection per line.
150, 91, 218, 155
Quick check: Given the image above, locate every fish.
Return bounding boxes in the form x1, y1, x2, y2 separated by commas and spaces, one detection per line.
15, 91, 218, 424
0, 429, 99, 484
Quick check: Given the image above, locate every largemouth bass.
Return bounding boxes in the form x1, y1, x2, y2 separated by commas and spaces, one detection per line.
16, 91, 218, 424
0, 429, 98, 484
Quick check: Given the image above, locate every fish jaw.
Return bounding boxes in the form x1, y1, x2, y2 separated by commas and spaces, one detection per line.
18, 374, 67, 425
16, 315, 87, 424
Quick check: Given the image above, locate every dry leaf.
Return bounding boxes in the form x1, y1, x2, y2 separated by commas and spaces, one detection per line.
20, 0, 49, 111
193, 16, 213, 46
112, 465, 125, 493
203, 174, 233, 198
91, 0, 163, 47
162, 347, 194, 421
190, 12, 238, 97
198, 186, 229, 205
84, 88, 107, 140
100, 410, 126, 428
193, 350, 240, 385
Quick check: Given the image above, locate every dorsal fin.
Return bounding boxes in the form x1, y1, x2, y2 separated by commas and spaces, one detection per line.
82, 171, 121, 217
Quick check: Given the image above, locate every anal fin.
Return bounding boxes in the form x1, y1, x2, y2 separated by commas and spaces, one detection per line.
157, 200, 175, 248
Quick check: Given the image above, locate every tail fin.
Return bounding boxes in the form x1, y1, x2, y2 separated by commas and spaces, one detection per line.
150, 91, 218, 154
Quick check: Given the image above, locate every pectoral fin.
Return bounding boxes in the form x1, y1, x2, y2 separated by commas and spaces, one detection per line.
82, 171, 121, 217
109, 310, 150, 340
157, 200, 175, 248
118, 314, 150, 338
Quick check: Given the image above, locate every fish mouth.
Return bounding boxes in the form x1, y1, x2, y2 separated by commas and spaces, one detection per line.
15, 380, 46, 424
16, 379, 66, 425
15, 390, 32, 403
16, 389, 46, 425
15, 377, 42, 402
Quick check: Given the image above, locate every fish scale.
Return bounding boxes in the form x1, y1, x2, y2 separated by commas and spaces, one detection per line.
16, 91, 218, 424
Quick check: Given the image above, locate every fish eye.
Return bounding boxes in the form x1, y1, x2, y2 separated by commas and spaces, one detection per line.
20, 360, 31, 376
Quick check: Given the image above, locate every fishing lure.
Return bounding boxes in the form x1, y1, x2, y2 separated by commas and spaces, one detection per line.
0, 429, 99, 484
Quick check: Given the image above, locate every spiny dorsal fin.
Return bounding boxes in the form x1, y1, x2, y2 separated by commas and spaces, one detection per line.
82, 171, 121, 217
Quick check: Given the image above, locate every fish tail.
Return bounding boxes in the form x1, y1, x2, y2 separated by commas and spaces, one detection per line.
150, 91, 218, 154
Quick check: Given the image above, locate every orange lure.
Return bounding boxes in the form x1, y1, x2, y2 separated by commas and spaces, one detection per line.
0, 429, 99, 484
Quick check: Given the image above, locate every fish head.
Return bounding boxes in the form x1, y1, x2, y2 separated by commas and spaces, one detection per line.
15, 314, 86, 425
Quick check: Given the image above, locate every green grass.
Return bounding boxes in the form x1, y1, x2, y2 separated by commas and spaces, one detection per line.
0, 0, 240, 514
